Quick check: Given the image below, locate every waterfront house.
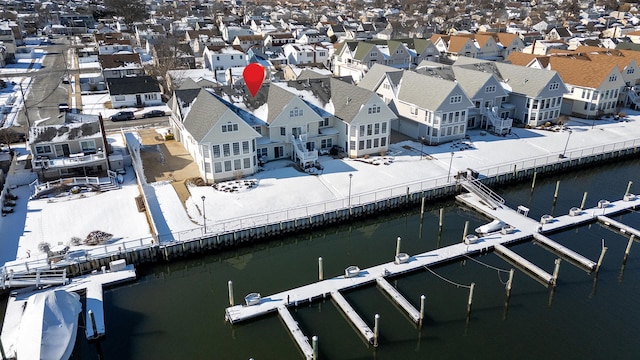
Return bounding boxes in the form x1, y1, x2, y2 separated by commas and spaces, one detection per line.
28, 113, 108, 180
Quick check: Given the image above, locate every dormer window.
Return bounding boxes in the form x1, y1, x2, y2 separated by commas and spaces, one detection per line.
549, 82, 559, 91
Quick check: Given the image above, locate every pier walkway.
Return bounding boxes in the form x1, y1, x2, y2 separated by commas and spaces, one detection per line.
598, 215, 640, 238
532, 233, 596, 272
375, 277, 421, 323
225, 193, 639, 324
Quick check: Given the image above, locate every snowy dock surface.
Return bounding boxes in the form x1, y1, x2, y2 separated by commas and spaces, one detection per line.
276, 306, 314, 360
1, 265, 136, 358
494, 244, 554, 286
598, 215, 640, 238
330, 290, 374, 343
225, 194, 639, 325
375, 277, 420, 323
532, 233, 596, 272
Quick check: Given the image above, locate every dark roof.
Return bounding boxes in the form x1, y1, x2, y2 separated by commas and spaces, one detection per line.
98, 53, 142, 69
107, 76, 161, 95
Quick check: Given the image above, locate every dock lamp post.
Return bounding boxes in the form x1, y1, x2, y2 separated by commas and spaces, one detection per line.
447, 152, 454, 183
201, 195, 206, 234
419, 136, 425, 160
559, 129, 572, 159
348, 174, 353, 211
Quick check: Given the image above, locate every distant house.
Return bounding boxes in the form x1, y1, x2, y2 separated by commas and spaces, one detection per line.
232, 35, 264, 51
107, 76, 163, 108
98, 53, 144, 79
28, 113, 109, 180
283, 43, 329, 65
202, 45, 248, 81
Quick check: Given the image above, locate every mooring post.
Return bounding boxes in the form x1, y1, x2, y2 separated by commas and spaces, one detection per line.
625, 180, 633, 196
228, 280, 234, 306
419, 295, 426, 328
88, 309, 98, 338
530, 170, 537, 193
552, 258, 561, 287
506, 268, 515, 298
318, 257, 323, 281
395, 237, 401, 258
373, 314, 380, 347
420, 196, 425, 219
512, 164, 517, 178
595, 244, 608, 275
580, 191, 588, 210
438, 208, 444, 231
553, 180, 560, 204
466, 283, 475, 317
312, 335, 318, 360
462, 221, 469, 242
624, 235, 634, 264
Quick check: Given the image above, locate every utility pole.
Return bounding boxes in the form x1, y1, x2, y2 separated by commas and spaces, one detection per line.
18, 83, 31, 130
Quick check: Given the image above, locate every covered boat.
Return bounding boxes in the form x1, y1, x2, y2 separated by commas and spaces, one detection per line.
475, 220, 506, 235
244, 292, 261, 306
16, 289, 81, 360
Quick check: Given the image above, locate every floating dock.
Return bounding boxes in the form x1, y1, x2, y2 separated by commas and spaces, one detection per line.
276, 306, 314, 360
598, 215, 640, 238
494, 244, 554, 286
532, 233, 596, 272
331, 291, 375, 343
224, 192, 640, 357
375, 277, 420, 323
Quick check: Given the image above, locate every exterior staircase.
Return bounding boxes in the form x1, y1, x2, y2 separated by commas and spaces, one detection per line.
458, 176, 505, 210
627, 88, 640, 108
291, 134, 318, 168
485, 106, 512, 135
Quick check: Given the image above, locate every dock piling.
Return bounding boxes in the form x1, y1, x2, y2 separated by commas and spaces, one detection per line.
373, 314, 380, 348
552, 259, 561, 286
420, 196, 425, 219
228, 280, 234, 306
624, 235, 634, 264
595, 244, 608, 275
312, 336, 318, 360
553, 180, 561, 205
625, 181, 633, 196
419, 295, 425, 329
466, 283, 475, 317
318, 257, 323, 281
395, 237, 401, 258
462, 221, 469, 242
438, 208, 444, 231
506, 268, 514, 298
580, 192, 588, 210
88, 310, 97, 338
530, 170, 537, 193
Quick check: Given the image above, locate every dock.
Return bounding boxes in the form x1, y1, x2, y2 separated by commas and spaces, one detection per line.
84, 281, 105, 339
331, 291, 375, 343
532, 233, 596, 272
277, 306, 314, 360
224, 192, 640, 356
1, 263, 136, 358
598, 215, 640, 238
375, 277, 420, 323
494, 244, 554, 286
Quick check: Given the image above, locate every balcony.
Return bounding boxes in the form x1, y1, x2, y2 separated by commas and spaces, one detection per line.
33, 152, 106, 170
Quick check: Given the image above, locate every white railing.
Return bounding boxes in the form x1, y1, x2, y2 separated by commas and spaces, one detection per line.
485, 106, 512, 135
33, 152, 106, 169
30, 176, 106, 197
290, 134, 318, 165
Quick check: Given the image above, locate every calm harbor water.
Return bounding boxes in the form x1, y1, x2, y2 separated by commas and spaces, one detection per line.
7, 158, 640, 359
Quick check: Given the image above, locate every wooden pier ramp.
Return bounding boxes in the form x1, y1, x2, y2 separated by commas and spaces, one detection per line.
494, 244, 554, 286
331, 291, 375, 343
277, 306, 314, 359
375, 277, 421, 323
532, 233, 596, 272
598, 215, 640, 238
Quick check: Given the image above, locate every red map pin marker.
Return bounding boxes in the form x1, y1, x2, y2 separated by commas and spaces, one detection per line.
243, 63, 266, 97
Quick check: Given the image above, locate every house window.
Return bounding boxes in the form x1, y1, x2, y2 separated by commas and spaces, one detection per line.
627, 68, 635, 74
549, 82, 559, 91
321, 139, 333, 148
258, 148, 268, 159
253, 126, 262, 134
234, 159, 241, 170
289, 108, 303, 117
144, 93, 157, 100
114, 95, 125, 101
224, 160, 232, 171
222, 123, 239, 132
367, 105, 380, 114
359, 125, 365, 135
366, 139, 372, 148
204, 163, 211, 173
373, 138, 379, 147
242, 141, 249, 154
280, 127, 286, 136
450, 95, 462, 104
243, 157, 251, 168
213, 145, 221, 158
35, 145, 52, 154
319, 118, 329, 127
381, 137, 386, 147
374, 123, 380, 134
609, 75, 617, 82
80, 140, 96, 152
358, 140, 364, 150
410, 106, 418, 115
381, 122, 387, 133
485, 85, 496, 93
233, 142, 240, 156
383, 83, 390, 90
214, 162, 222, 173
203, 146, 210, 158
223, 143, 230, 157
367, 124, 372, 135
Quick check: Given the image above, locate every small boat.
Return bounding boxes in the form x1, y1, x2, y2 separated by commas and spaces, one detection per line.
345, 265, 360, 278
475, 220, 505, 235
244, 292, 261, 306
394, 253, 410, 264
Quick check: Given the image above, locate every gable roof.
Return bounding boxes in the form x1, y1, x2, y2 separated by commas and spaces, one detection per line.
98, 53, 142, 69
547, 56, 619, 89
358, 63, 403, 91
181, 89, 232, 142
396, 71, 470, 110
107, 76, 160, 95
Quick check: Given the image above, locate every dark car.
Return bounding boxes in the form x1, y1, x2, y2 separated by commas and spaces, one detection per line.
109, 111, 135, 121
58, 103, 69, 112
142, 110, 166, 118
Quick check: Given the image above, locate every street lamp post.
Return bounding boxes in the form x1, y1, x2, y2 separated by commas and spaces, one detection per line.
201, 195, 206, 234
560, 129, 572, 159
348, 174, 353, 212
447, 152, 454, 182
419, 137, 425, 160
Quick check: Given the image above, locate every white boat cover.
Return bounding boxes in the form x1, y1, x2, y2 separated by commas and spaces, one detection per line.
16, 289, 81, 360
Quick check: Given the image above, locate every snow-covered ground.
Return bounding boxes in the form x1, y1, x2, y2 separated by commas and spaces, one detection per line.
1, 112, 640, 268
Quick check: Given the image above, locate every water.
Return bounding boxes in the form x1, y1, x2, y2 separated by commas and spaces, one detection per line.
8, 158, 640, 359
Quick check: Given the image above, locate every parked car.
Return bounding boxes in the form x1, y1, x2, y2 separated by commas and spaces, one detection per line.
142, 110, 166, 118
109, 111, 135, 121
58, 103, 69, 112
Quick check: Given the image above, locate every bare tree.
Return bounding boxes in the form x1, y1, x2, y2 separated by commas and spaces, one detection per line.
0, 128, 23, 151
103, 0, 147, 27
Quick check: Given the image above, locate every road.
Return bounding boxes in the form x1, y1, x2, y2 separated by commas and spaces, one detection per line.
103, 116, 170, 132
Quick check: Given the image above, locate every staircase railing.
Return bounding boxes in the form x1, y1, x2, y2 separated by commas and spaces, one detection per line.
458, 176, 505, 210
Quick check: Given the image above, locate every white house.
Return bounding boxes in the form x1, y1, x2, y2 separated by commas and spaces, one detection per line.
106, 76, 163, 109
283, 43, 330, 65
202, 45, 248, 82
